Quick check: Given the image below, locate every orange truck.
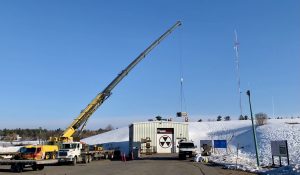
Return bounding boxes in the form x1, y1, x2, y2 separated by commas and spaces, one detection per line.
17, 145, 58, 160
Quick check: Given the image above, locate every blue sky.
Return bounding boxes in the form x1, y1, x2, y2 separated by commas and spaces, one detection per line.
0, 0, 299, 129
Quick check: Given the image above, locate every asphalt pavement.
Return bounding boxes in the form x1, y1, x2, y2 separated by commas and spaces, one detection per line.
0, 154, 256, 175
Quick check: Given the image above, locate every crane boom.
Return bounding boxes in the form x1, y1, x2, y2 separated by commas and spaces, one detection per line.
59, 21, 182, 141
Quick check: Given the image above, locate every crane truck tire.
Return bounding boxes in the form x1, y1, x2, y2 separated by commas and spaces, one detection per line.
88, 155, 92, 163
45, 153, 51, 160
52, 152, 57, 159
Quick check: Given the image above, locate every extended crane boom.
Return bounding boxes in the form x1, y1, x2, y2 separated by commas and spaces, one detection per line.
57, 21, 181, 142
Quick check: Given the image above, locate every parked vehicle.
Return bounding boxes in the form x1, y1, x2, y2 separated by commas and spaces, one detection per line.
58, 142, 118, 165
0, 147, 58, 173
16, 145, 58, 160
178, 140, 197, 159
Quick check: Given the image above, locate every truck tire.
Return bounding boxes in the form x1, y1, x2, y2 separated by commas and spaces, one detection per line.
83, 156, 88, 164
45, 153, 51, 160
52, 152, 57, 159
179, 154, 186, 160
88, 155, 92, 163
72, 157, 77, 166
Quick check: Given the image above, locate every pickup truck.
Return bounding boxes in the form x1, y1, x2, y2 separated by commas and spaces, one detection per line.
178, 141, 197, 159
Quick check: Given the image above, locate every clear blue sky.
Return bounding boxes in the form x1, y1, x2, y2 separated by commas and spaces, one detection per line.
0, 0, 299, 129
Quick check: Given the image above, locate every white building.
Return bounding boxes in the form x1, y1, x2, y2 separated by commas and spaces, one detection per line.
129, 121, 189, 154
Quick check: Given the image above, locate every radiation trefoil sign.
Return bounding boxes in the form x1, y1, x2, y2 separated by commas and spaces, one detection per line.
159, 135, 172, 148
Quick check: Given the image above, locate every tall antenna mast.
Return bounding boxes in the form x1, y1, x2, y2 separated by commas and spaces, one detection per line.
234, 30, 243, 118
272, 96, 275, 118
180, 77, 183, 112
176, 27, 188, 122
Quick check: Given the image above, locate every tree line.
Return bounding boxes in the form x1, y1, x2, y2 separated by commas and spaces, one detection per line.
197, 113, 299, 125
0, 124, 114, 142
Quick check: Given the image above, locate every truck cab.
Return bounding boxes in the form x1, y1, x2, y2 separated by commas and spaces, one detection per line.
177, 141, 197, 159
58, 142, 90, 165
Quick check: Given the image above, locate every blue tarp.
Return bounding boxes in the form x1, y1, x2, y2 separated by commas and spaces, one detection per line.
214, 140, 227, 148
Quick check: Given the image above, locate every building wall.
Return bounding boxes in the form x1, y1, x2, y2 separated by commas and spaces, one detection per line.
129, 121, 189, 154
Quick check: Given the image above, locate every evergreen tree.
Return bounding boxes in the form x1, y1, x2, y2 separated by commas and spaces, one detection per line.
225, 116, 231, 121
239, 115, 245, 120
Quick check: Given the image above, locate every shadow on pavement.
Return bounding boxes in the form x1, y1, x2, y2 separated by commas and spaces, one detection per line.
137, 153, 183, 161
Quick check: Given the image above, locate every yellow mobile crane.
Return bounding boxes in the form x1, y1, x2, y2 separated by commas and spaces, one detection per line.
50, 21, 182, 144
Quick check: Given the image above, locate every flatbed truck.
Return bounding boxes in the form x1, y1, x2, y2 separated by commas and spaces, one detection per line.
0, 159, 58, 173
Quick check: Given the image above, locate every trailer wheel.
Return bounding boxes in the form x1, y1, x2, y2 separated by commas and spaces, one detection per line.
32, 164, 37, 171
72, 157, 77, 166
37, 165, 44, 170
11, 164, 23, 173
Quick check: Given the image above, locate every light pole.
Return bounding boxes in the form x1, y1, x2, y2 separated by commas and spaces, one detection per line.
246, 90, 260, 167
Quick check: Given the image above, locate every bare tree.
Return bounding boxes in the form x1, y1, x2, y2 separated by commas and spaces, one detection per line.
105, 124, 114, 131
239, 115, 245, 120
255, 112, 268, 126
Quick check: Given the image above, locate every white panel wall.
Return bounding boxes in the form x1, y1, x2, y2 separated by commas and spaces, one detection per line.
129, 121, 189, 153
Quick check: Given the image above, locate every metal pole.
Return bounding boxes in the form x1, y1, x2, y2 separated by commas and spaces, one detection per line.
246, 90, 260, 167
236, 143, 239, 170
285, 140, 290, 165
